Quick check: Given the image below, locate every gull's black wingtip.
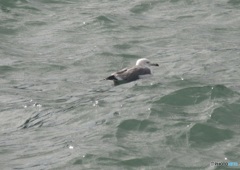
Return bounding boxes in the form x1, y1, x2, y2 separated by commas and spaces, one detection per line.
105, 75, 118, 81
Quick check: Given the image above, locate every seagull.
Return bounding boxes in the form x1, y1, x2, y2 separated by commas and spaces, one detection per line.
105, 58, 159, 86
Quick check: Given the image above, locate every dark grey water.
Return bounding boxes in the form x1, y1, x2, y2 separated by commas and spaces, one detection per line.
1, 0, 240, 169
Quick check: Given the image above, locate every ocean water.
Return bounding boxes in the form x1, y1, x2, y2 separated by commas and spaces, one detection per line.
1, 0, 240, 169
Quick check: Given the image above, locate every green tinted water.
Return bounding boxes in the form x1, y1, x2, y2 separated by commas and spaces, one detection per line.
1, 0, 240, 169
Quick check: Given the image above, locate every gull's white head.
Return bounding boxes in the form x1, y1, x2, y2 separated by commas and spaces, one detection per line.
136, 58, 159, 67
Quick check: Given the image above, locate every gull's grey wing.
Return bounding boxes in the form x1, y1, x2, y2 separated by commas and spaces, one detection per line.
115, 66, 151, 82
105, 68, 128, 81
113, 68, 128, 75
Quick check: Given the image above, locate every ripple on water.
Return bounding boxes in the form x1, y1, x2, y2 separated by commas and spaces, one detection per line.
19, 111, 45, 129
157, 85, 236, 106
208, 101, 240, 126
150, 85, 238, 119
188, 123, 234, 147
210, 84, 236, 98
150, 84, 239, 150
130, 2, 156, 14
0, 65, 15, 73
94, 15, 118, 29
72, 153, 155, 167
228, 0, 240, 6
157, 86, 211, 106
117, 119, 157, 132
114, 119, 159, 150
118, 156, 155, 167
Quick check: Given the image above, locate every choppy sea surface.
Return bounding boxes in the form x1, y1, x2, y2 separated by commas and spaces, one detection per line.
1, 0, 240, 169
